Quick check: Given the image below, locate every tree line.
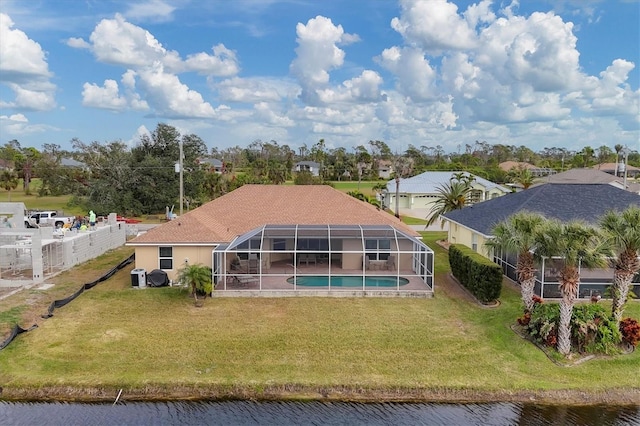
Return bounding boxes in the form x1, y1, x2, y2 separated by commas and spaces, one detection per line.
1, 123, 638, 216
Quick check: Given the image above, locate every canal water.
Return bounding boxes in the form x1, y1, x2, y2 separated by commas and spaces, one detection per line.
1, 401, 638, 425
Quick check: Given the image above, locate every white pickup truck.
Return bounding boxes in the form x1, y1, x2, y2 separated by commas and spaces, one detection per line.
28, 211, 75, 228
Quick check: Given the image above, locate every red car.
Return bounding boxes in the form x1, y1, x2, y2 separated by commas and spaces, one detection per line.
116, 215, 142, 224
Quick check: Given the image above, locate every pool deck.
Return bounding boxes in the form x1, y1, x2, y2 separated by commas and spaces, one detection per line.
214, 260, 433, 298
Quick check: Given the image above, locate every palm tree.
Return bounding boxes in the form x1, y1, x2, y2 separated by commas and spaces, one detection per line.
425, 177, 473, 228
485, 212, 546, 313
534, 220, 610, 356
0, 170, 19, 201
393, 171, 401, 219
600, 206, 640, 325
177, 263, 213, 305
510, 166, 535, 189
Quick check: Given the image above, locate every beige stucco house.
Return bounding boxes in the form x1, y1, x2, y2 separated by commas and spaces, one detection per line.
442, 183, 640, 298
127, 185, 434, 296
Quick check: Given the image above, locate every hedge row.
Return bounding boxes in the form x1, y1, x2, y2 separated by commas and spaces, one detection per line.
449, 244, 502, 303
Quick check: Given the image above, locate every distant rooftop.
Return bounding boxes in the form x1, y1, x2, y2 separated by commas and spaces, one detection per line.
386, 171, 509, 194
443, 183, 640, 236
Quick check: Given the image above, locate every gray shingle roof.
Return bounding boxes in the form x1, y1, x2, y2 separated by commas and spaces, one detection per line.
385, 171, 509, 194
443, 183, 640, 236
60, 158, 86, 168
532, 168, 619, 185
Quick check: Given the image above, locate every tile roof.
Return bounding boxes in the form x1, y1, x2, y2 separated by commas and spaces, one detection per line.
532, 168, 619, 185
499, 161, 539, 171
592, 163, 640, 172
385, 171, 510, 194
442, 183, 640, 236
129, 184, 419, 245
198, 158, 223, 167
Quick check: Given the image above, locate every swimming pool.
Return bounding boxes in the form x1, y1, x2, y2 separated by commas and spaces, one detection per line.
287, 275, 409, 288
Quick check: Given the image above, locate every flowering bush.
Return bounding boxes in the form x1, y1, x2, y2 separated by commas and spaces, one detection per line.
619, 318, 640, 347
521, 300, 625, 355
526, 302, 559, 347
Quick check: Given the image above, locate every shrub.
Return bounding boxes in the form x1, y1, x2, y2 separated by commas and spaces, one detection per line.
571, 304, 621, 355
524, 302, 624, 354
449, 244, 502, 303
619, 318, 640, 347
527, 302, 559, 347
517, 296, 544, 326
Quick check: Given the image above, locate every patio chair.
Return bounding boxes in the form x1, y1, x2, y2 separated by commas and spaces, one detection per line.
385, 255, 396, 270
307, 253, 317, 266
229, 274, 258, 288
248, 254, 259, 273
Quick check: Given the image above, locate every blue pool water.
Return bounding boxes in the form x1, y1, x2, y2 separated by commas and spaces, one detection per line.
287, 275, 409, 287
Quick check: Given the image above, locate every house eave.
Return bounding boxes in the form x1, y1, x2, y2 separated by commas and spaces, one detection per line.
441, 216, 493, 239
126, 241, 223, 247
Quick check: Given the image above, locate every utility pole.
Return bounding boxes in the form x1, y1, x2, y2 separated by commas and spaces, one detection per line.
179, 140, 184, 216
622, 146, 629, 191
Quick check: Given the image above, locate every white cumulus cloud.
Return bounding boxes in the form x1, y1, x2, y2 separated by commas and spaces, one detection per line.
290, 16, 357, 103
0, 13, 56, 110
136, 62, 217, 118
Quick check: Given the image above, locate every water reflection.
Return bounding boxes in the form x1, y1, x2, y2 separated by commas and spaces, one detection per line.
1, 400, 638, 425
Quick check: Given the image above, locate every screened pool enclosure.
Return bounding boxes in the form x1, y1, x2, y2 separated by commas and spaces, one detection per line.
212, 225, 434, 296
493, 249, 640, 300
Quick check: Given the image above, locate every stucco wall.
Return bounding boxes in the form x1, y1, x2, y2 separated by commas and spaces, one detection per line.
342, 239, 364, 269
446, 222, 491, 259
134, 245, 215, 281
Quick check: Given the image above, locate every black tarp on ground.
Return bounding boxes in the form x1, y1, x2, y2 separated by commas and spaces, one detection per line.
42, 254, 135, 318
147, 269, 169, 287
0, 253, 135, 351
0, 324, 37, 350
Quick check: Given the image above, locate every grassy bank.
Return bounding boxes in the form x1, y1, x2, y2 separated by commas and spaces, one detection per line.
0, 235, 639, 404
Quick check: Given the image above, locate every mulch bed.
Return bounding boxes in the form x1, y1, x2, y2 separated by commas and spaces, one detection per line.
511, 323, 635, 367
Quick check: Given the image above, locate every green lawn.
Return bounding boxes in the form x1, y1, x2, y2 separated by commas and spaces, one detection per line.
1, 179, 84, 216
1, 233, 638, 403
330, 181, 381, 196
403, 216, 428, 225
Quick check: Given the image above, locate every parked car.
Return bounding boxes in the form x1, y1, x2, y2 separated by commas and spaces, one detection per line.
29, 211, 74, 228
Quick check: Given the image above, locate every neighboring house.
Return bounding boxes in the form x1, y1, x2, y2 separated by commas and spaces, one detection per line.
293, 161, 321, 176
592, 162, 640, 178
0, 159, 13, 171
199, 158, 223, 173
383, 171, 510, 214
442, 183, 640, 298
499, 161, 556, 177
378, 160, 393, 179
127, 185, 435, 296
60, 158, 87, 169
532, 168, 640, 194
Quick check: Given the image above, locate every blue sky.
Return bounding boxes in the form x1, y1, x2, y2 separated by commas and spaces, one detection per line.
1, 0, 638, 154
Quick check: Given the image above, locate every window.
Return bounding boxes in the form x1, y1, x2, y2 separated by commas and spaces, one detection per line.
296, 239, 329, 251
365, 239, 391, 260
467, 189, 483, 205
159, 246, 173, 270
472, 233, 478, 252
273, 239, 286, 251
237, 239, 260, 260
